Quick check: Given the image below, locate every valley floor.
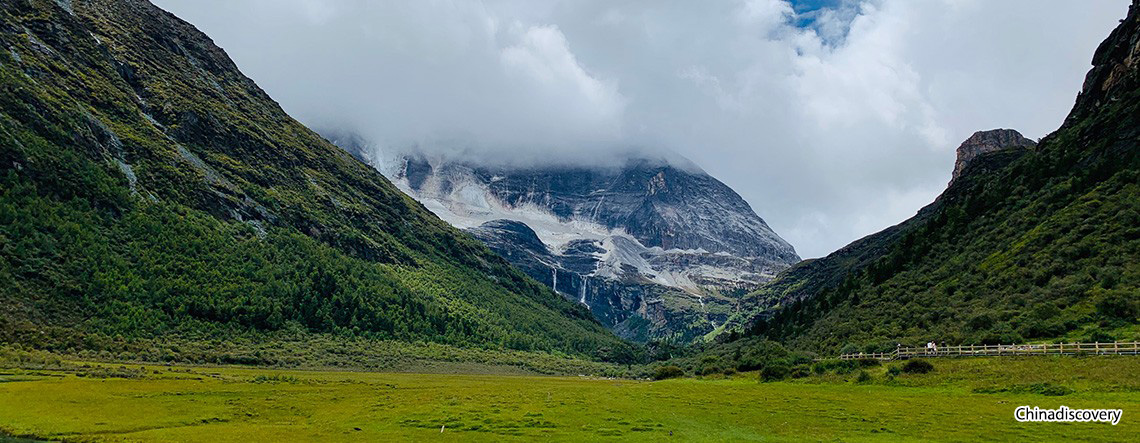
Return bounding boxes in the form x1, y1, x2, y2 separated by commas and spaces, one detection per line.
0, 357, 1137, 442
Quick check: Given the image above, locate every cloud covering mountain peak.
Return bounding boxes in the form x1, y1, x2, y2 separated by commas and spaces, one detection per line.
154, 0, 1127, 257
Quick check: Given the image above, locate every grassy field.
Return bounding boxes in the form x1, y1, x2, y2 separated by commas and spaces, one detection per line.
0, 357, 1137, 442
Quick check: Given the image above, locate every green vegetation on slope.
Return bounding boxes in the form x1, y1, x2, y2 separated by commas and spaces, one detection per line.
0, 0, 635, 361
730, 2, 1140, 354
1, 354, 1137, 441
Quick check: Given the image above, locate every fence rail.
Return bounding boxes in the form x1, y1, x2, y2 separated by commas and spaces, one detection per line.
834, 341, 1140, 361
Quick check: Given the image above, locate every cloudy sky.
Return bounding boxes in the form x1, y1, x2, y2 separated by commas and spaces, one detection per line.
154, 0, 1127, 258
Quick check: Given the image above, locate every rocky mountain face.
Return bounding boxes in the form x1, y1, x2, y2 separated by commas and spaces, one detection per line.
726, 1, 1140, 353
465, 219, 675, 340
951, 129, 1036, 182
0, 0, 636, 360
453, 158, 798, 261
326, 147, 800, 342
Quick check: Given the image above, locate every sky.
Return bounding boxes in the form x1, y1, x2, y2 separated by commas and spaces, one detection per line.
154, 0, 1128, 258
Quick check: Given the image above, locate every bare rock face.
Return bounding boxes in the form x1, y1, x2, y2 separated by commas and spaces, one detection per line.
1070, 0, 1140, 126
951, 129, 1036, 182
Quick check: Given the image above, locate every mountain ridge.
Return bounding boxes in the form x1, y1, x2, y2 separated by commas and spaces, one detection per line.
725, 0, 1140, 352
0, 0, 636, 360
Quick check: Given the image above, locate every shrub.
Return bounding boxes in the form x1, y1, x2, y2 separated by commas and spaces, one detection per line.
811, 359, 857, 375
832, 360, 857, 375
901, 359, 934, 374
760, 363, 790, 382
790, 365, 811, 379
252, 374, 299, 384
653, 365, 684, 380
973, 383, 1073, 396
1095, 291, 1137, 321
790, 354, 815, 366
862, 342, 894, 354
886, 366, 902, 377
967, 313, 995, 331
1029, 383, 1074, 396
855, 370, 872, 384
733, 340, 792, 371
1018, 317, 1064, 339
722, 367, 737, 376
698, 355, 725, 376
1086, 330, 1116, 343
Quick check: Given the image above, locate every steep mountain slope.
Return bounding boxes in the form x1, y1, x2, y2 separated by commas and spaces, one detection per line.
0, 0, 636, 361
729, 2, 1140, 353
324, 144, 800, 343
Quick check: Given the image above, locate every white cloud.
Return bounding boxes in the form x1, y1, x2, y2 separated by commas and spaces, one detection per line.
499, 24, 625, 140
738, 0, 795, 28
153, 0, 1128, 258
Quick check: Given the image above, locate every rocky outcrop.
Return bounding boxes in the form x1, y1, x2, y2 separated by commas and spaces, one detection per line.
1069, 0, 1140, 125
951, 129, 1036, 182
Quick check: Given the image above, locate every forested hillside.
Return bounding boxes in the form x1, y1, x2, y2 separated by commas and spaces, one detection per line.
0, 0, 637, 361
731, 1, 1140, 354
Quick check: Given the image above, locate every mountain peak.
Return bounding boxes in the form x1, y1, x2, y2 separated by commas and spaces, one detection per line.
338, 149, 800, 342
951, 129, 1036, 182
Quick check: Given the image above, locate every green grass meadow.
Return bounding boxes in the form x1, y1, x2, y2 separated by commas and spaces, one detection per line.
1, 357, 1137, 442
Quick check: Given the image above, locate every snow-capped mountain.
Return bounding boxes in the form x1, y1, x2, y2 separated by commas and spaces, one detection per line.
324, 133, 799, 342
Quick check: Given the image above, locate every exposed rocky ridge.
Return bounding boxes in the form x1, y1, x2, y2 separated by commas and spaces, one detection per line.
951, 129, 1036, 182
399, 155, 799, 262
1070, 0, 1140, 126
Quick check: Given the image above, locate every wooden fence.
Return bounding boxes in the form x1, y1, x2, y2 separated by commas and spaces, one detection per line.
834, 341, 1140, 361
